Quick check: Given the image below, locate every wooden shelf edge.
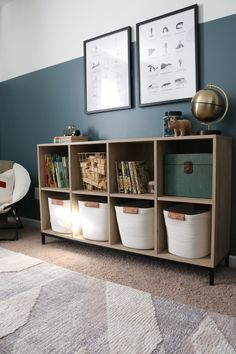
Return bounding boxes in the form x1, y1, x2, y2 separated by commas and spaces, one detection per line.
157, 250, 212, 267
41, 187, 70, 193
38, 135, 229, 148
42, 230, 110, 247
110, 243, 156, 256
157, 196, 213, 205
41, 230, 157, 256
42, 229, 73, 239
72, 190, 108, 196
110, 193, 155, 200
41, 231, 212, 267
73, 234, 110, 246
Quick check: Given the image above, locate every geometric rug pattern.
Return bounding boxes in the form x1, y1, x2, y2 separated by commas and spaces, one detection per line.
0, 247, 235, 353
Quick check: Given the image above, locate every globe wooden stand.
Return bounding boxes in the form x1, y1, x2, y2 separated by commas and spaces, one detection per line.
197, 129, 222, 135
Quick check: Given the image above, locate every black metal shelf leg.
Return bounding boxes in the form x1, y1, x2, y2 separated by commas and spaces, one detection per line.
41, 233, 46, 245
209, 269, 214, 286
225, 253, 229, 267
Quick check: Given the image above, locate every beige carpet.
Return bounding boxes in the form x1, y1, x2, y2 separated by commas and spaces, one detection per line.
0, 225, 235, 316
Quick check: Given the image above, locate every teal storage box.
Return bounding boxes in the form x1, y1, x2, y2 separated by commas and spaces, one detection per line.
164, 153, 212, 198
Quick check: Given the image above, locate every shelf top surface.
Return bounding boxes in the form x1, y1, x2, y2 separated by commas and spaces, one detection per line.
158, 195, 213, 204
72, 189, 108, 196
37, 134, 231, 147
110, 192, 155, 200
41, 187, 70, 193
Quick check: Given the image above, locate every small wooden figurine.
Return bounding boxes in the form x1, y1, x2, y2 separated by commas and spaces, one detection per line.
168, 117, 192, 136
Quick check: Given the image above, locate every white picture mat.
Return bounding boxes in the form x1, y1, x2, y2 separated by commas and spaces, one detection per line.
85, 29, 130, 113
138, 7, 197, 105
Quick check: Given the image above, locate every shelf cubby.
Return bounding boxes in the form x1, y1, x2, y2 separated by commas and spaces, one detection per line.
70, 142, 107, 192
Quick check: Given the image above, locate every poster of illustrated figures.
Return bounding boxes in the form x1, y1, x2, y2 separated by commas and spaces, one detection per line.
136, 5, 199, 106
84, 27, 131, 113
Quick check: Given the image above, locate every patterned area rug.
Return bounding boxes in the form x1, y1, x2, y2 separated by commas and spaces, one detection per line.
0, 247, 235, 354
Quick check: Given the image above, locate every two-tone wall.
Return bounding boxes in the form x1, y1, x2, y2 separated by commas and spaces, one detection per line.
0, 0, 236, 255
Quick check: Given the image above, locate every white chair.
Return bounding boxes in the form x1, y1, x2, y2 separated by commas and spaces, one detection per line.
0, 162, 31, 240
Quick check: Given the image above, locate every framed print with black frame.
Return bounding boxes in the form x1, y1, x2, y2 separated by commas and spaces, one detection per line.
84, 26, 132, 114
136, 4, 199, 106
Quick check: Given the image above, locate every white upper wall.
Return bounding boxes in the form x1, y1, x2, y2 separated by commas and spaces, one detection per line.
1, 0, 236, 82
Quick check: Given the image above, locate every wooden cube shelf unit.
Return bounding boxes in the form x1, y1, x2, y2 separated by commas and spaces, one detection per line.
37, 135, 232, 285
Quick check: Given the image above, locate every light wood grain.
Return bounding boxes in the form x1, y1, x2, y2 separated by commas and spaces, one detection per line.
157, 250, 211, 267
157, 196, 213, 204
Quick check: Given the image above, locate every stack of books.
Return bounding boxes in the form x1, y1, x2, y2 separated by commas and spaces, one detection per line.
44, 153, 69, 188
115, 160, 149, 194
53, 136, 88, 143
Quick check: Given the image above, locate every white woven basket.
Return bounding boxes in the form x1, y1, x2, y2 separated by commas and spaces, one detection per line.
115, 206, 154, 249
79, 201, 108, 241
48, 198, 72, 233
163, 205, 211, 258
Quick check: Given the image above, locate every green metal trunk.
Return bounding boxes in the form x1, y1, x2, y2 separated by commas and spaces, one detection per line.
164, 153, 212, 198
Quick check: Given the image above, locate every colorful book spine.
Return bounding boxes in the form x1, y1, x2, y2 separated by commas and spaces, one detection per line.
132, 161, 141, 194
115, 161, 124, 193
128, 161, 137, 194
57, 155, 66, 188
125, 161, 132, 193
54, 158, 60, 188
46, 154, 57, 187
50, 155, 57, 187
115, 161, 121, 192
121, 161, 129, 194
136, 161, 149, 193
62, 156, 69, 188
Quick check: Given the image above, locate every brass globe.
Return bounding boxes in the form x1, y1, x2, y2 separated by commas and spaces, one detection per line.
191, 84, 228, 128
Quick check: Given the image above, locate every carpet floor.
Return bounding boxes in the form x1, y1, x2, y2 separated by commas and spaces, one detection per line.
0, 225, 235, 316
0, 247, 235, 354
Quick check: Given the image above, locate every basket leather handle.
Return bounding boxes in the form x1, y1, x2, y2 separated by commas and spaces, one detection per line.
85, 201, 99, 208
168, 211, 185, 221
51, 199, 64, 206
123, 207, 139, 214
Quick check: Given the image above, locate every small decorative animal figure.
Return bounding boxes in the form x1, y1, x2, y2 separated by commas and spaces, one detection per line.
168, 117, 192, 136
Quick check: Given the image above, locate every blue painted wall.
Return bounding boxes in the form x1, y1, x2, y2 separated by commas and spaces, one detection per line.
1, 14, 236, 254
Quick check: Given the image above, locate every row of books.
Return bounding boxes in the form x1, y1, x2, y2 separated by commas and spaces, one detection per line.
44, 154, 69, 188
115, 160, 149, 194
